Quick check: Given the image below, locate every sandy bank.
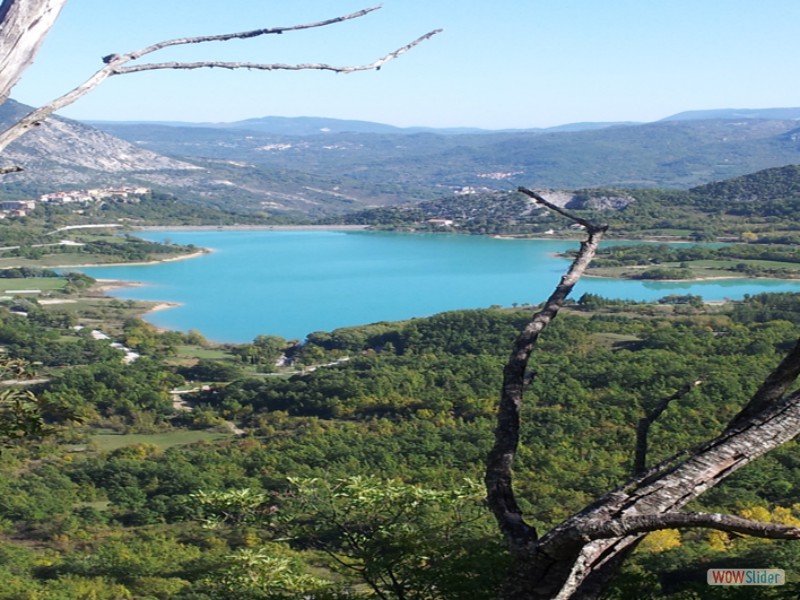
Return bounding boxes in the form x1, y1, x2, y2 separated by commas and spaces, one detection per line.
91, 278, 144, 293
52, 249, 209, 269
146, 302, 181, 314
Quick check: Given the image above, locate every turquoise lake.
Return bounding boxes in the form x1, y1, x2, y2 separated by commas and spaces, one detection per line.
77, 230, 800, 343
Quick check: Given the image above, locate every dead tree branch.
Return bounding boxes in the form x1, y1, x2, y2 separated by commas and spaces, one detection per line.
634, 379, 704, 475
485, 187, 608, 554
0, 6, 442, 153
110, 5, 385, 57
113, 29, 443, 75
517, 187, 599, 231
487, 187, 800, 598
576, 512, 800, 542
510, 374, 800, 600
729, 336, 800, 427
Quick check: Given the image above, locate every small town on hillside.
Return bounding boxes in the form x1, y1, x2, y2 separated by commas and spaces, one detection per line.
0, 186, 150, 218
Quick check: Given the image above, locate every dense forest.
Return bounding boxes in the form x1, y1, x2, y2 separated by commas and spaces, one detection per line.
3, 289, 800, 597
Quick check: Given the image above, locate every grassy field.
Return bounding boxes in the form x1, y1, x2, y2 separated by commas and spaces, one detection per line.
175, 345, 232, 360
589, 258, 800, 281
92, 429, 230, 452
592, 332, 641, 348
0, 277, 67, 292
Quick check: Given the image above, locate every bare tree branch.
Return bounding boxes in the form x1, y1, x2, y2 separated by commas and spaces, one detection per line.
113, 30, 444, 76
485, 189, 800, 598
530, 387, 800, 600
0, 6, 442, 153
107, 5, 385, 61
577, 512, 800, 542
634, 379, 704, 475
518, 187, 600, 231
729, 336, 800, 428
485, 188, 608, 554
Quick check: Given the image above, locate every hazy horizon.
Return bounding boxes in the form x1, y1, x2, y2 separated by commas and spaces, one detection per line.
78, 105, 800, 131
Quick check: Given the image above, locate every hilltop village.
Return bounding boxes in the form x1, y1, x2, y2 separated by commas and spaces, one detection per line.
0, 186, 150, 218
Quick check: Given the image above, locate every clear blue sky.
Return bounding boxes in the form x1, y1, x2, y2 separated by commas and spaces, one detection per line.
10, 0, 800, 129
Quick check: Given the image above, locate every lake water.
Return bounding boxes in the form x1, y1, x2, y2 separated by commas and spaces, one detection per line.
77, 230, 800, 343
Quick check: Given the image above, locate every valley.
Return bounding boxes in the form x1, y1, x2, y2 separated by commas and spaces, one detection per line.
4, 99, 800, 217
3, 104, 800, 599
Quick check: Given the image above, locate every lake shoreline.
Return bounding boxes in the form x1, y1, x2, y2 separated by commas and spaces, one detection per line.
90, 278, 182, 322
52, 249, 210, 269
71, 229, 800, 294
136, 224, 370, 232
71, 231, 800, 343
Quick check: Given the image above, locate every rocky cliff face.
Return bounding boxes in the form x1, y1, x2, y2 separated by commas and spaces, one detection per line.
0, 100, 202, 191
538, 189, 635, 210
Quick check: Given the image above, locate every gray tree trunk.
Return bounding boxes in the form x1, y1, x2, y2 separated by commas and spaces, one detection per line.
0, 0, 67, 103
487, 189, 800, 599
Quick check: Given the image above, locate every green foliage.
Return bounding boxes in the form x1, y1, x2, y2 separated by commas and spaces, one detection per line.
634, 267, 693, 280
0, 463, 78, 522
0, 385, 50, 442
332, 163, 800, 245
4, 291, 800, 597
288, 476, 506, 600
233, 335, 290, 371
198, 545, 332, 599
340, 191, 553, 235
691, 164, 800, 204
191, 488, 277, 529
178, 358, 245, 383
731, 293, 800, 325
0, 266, 59, 278
588, 241, 800, 280
205, 351, 502, 421
40, 357, 182, 427
0, 356, 80, 443
0, 309, 122, 365
123, 318, 185, 356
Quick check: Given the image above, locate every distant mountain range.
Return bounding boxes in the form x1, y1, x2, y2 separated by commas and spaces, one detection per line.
2, 100, 800, 216
88, 115, 492, 136
661, 107, 800, 122
86, 107, 800, 136
85, 115, 634, 136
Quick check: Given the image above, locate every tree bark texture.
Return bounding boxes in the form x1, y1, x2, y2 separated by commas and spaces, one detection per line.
516, 388, 800, 599
0, 0, 67, 103
488, 190, 800, 600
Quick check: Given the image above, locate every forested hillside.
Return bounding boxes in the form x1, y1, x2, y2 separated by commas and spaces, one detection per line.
3, 293, 800, 597
690, 164, 800, 203
4, 97, 800, 216
96, 117, 800, 208
334, 163, 800, 242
